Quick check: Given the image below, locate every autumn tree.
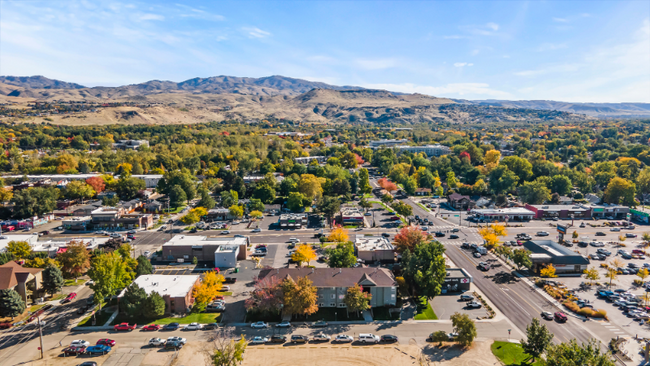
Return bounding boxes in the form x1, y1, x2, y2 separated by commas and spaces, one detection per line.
637, 268, 649, 283
249, 210, 263, 219
6, 241, 31, 259
478, 224, 507, 249
212, 332, 247, 366
245, 275, 283, 314
291, 244, 317, 267
343, 283, 371, 316
603, 177, 636, 205
605, 268, 618, 288
298, 174, 325, 200
228, 205, 244, 219
583, 267, 600, 285
393, 226, 426, 253
65, 181, 95, 202
540, 264, 558, 278
57, 241, 90, 280
327, 227, 349, 243
281, 276, 318, 318
88, 251, 131, 312
377, 178, 397, 192
193, 271, 225, 311
85, 176, 105, 194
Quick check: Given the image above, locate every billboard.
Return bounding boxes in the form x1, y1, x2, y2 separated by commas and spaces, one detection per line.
557, 224, 567, 234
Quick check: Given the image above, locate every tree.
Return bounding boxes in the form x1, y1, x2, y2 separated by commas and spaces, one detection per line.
298, 174, 325, 200
391, 201, 412, 217
521, 318, 553, 363
121, 282, 148, 317
197, 189, 216, 210
446, 171, 457, 189
136, 255, 153, 277
249, 198, 265, 213
24, 256, 59, 269
291, 244, 317, 267
550, 175, 572, 196
381, 193, 393, 204
181, 211, 201, 225
10, 187, 59, 219
116, 177, 145, 200
0, 252, 15, 265
6, 241, 31, 259
142, 291, 165, 318
478, 224, 508, 249
158, 171, 196, 201
281, 276, 318, 317
169, 185, 188, 207
86, 176, 106, 194
0, 289, 25, 319
359, 197, 372, 212
88, 252, 131, 312
253, 184, 276, 204
393, 226, 426, 253
637, 268, 649, 283
603, 177, 636, 205
0, 187, 14, 204
583, 267, 600, 285
343, 283, 371, 316
517, 180, 551, 204
540, 264, 558, 278
402, 241, 447, 300
511, 248, 532, 270
359, 168, 372, 195
212, 333, 247, 366
57, 241, 90, 280
326, 242, 357, 268
42, 264, 64, 296
450, 312, 476, 347
65, 181, 95, 202
193, 271, 225, 310
249, 210, 263, 219
317, 196, 340, 227
572, 230, 579, 239
545, 339, 615, 366
403, 176, 418, 195
245, 275, 283, 314
228, 205, 244, 219
488, 165, 519, 194
484, 149, 501, 165
605, 268, 618, 288
287, 192, 307, 212
327, 227, 349, 243
377, 178, 398, 192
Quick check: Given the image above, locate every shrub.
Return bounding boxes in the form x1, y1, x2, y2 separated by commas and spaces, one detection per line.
429, 330, 449, 342
577, 308, 595, 317
563, 300, 580, 312
593, 309, 607, 319
633, 279, 644, 286
600, 263, 609, 268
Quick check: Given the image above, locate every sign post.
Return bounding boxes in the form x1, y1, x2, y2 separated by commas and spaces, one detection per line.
557, 224, 567, 243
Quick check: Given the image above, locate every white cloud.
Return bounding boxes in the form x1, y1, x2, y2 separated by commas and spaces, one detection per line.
443, 35, 468, 39
514, 63, 582, 77
454, 62, 474, 67
552, 17, 568, 23
355, 58, 397, 70
363, 82, 512, 98
461, 22, 500, 36
139, 13, 165, 21
471, 49, 480, 56
243, 27, 271, 39
486, 22, 499, 31
536, 42, 568, 52
176, 4, 225, 21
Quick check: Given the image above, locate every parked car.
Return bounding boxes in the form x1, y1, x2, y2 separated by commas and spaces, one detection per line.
536, 231, 549, 236
275, 321, 291, 328
162, 323, 180, 331
251, 321, 268, 329
113, 323, 136, 331
96, 339, 115, 347
334, 335, 354, 343
166, 336, 187, 344
62, 292, 77, 303
554, 312, 568, 322
434, 232, 445, 237
466, 301, 482, 309
380, 334, 399, 343
183, 323, 203, 330
478, 262, 490, 271
449, 234, 459, 239
312, 333, 331, 342
610, 228, 621, 232
473, 252, 481, 258
63, 346, 86, 356
249, 336, 269, 345
142, 324, 161, 331
626, 233, 637, 238
291, 335, 309, 343
359, 333, 380, 343
148, 338, 166, 347
313, 320, 328, 327
252, 228, 262, 233
164, 341, 183, 350
541, 311, 554, 320
381, 233, 391, 238
595, 232, 606, 236
85, 345, 111, 355
460, 294, 474, 301
70, 340, 90, 348
269, 335, 287, 344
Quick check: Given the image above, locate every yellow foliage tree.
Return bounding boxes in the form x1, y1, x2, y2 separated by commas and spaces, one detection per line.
583, 267, 600, 285
478, 224, 507, 249
327, 227, 349, 243
193, 271, 225, 307
540, 264, 557, 278
249, 210, 263, 219
291, 244, 317, 267
484, 150, 502, 165
637, 268, 649, 283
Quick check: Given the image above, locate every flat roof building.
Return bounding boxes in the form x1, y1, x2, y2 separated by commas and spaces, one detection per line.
340, 207, 364, 227
278, 213, 308, 228
294, 156, 327, 165
443, 268, 473, 293
522, 240, 590, 275
354, 235, 394, 263
0, 234, 39, 253
214, 245, 240, 268
524, 204, 592, 219
162, 235, 248, 265
118, 274, 200, 314
394, 145, 452, 157
470, 207, 535, 222
369, 139, 408, 148
32, 237, 108, 257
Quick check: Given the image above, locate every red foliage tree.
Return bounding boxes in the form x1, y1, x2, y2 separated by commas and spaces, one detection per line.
460, 151, 471, 160
378, 178, 398, 192
354, 154, 364, 165
245, 275, 283, 313
393, 225, 426, 253
85, 176, 105, 194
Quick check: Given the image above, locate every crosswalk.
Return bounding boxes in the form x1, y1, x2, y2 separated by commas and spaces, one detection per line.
601, 322, 627, 336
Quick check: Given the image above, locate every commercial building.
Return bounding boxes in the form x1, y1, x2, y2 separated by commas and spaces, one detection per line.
294, 156, 327, 165
523, 240, 590, 275
369, 139, 408, 149
214, 245, 240, 268
31, 237, 107, 258
130, 174, 163, 188
0, 234, 39, 253
470, 207, 535, 222
113, 139, 149, 150
90, 207, 153, 230
206, 208, 233, 221
589, 204, 629, 220
278, 213, 308, 228
354, 235, 394, 263
0, 261, 43, 304
118, 275, 200, 314
524, 204, 592, 219
62, 216, 91, 231
442, 268, 473, 293
394, 144, 452, 157
258, 267, 397, 308
162, 235, 248, 265
339, 207, 364, 227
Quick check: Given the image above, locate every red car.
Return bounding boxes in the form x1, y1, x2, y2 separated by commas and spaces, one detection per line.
113, 323, 137, 331
554, 312, 568, 322
63, 346, 86, 356
62, 292, 77, 303
142, 324, 161, 331
0, 322, 12, 329
96, 339, 116, 347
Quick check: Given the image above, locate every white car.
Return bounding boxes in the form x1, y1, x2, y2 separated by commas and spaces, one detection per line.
167, 336, 187, 344
249, 336, 269, 344
70, 340, 90, 347
221, 285, 230, 291
144, 251, 151, 256
288, 238, 300, 243
275, 321, 291, 328
148, 338, 165, 347
251, 321, 268, 328
127, 230, 137, 234
221, 230, 230, 235
536, 231, 549, 236
473, 252, 481, 258
610, 228, 621, 232
183, 322, 203, 330
334, 335, 354, 343
252, 228, 262, 233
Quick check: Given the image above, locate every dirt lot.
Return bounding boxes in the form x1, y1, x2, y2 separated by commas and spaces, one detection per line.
226, 341, 498, 366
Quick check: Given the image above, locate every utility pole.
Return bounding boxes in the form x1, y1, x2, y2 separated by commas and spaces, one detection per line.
37, 315, 44, 359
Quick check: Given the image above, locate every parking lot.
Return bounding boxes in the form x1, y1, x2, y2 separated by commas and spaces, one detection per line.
430, 292, 489, 320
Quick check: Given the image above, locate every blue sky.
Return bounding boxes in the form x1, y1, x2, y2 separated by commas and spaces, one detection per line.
0, 0, 648, 102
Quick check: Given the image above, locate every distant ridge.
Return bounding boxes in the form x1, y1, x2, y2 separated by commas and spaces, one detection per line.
453, 99, 650, 118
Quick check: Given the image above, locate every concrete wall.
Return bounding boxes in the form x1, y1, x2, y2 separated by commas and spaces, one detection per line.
214, 248, 239, 268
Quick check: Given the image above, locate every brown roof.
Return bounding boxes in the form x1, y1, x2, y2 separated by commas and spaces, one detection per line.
448, 193, 470, 202
415, 188, 431, 192
258, 268, 396, 288
0, 261, 43, 290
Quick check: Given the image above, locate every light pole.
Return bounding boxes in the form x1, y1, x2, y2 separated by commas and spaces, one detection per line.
37, 315, 44, 359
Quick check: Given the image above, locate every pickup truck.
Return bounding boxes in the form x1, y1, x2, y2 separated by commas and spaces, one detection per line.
113, 323, 137, 331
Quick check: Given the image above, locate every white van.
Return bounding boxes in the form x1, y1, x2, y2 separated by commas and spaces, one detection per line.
358, 333, 380, 344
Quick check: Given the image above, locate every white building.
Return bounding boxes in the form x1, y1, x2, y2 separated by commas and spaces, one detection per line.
0, 234, 39, 253
214, 245, 240, 268
369, 139, 408, 148
32, 237, 109, 257
354, 235, 395, 263
470, 207, 535, 222
113, 140, 149, 150
294, 156, 327, 165
118, 274, 200, 314
394, 145, 452, 157
130, 174, 163, 188
162, 235, 248, 265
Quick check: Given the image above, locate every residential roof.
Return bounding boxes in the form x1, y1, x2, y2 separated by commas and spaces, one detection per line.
119, 275, 199, 298
415, 188, 432, 192
522, 240, 590, 265
258, 268, 397, 288
448, 193, 470, 202
0, 261, 43, 290
162, 235, 248, 247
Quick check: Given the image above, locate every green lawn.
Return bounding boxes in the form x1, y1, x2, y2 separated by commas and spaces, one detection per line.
294, 307, 363, 322
50, 293, 65, 301
167, 205, 187, 214
152, 313, 222, 325
414, 298, 438, 320
63, 279, 84, 287
217, 291, 233, 296
78, 309, 114, 327
372, 307, 401, 320
491, 341, 546, 366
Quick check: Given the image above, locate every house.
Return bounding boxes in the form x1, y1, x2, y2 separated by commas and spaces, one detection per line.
354, 235, 394, 263
71, 201, 103, 216
415, 188, 431, 196
558, 196, 573, 205
447, 193, 474, 210
113, 139, 149, 150
258, 267, 397, 309
522, 240, 590, 275
0, 261, 43, 304
162, 235, 248, 265
144, 200, 164, 213
263, 204, 281, 214
118, 275, 200, 314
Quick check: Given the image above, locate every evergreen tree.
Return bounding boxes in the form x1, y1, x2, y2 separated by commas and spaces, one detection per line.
135, 255, 153, 277
143, 291, 166, 318
121, 283, 148, 317
0, 289, 26, 319
521, 318, 553, 363
42, 264, 64, 296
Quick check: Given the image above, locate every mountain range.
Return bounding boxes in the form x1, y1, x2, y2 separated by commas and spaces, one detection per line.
0, 75, 647, 125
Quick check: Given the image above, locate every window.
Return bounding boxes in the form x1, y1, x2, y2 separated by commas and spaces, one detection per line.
329, 303, 336, 307
319, 303, 325, 307
318, 294, 323, 299
338, 303, 346, 308
330, 294, 335, 299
